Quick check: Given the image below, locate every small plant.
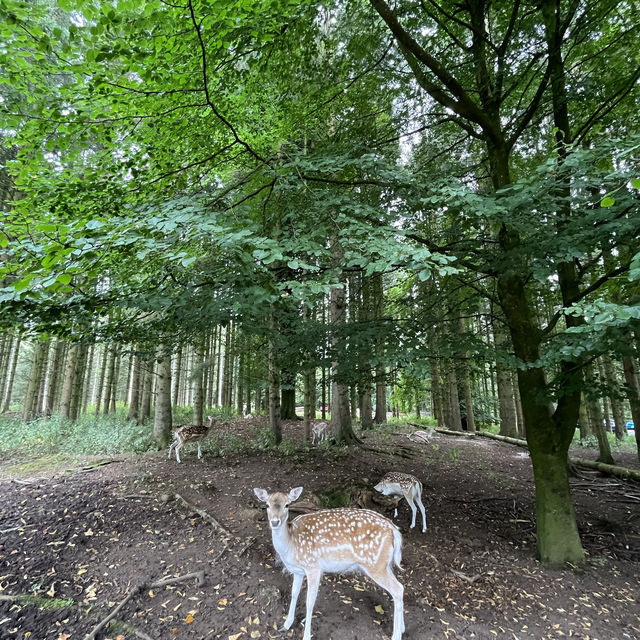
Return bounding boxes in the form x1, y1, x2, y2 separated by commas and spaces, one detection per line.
449, 447, 460, 464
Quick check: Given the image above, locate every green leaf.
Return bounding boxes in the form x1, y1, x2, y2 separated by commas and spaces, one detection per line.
600, 196, 615, 208
631, 178, 640, 190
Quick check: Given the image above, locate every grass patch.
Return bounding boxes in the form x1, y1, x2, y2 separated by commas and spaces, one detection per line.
5, 453, 73, 476
0, 409, 156, 458
0, 594, 74, 610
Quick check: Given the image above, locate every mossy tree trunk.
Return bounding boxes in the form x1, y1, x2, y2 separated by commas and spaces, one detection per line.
153, 352, 172, 447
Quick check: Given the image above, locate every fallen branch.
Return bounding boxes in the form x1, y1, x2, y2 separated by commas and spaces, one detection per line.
151, 571, 205, 588
435, 428, 476, 438
474, 432, 640, 480
85, 584, 144, 640
174, 493, 232, 537
75, 460, 120, 474
451, 569, 482, 584
85, 572, 205, 640
474, 432, 528, 448
569, 458, 640, 482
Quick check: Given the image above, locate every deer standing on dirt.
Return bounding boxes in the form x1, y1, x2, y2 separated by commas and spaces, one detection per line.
253, 486, 405, 640
311, 421, 329, 444
168, 416, 215, 463
374, 472, 427, 532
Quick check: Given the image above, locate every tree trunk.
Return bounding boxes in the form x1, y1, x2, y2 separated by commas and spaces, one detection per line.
59, 343, 80, 420
102, 347, 116, 415
2, 333, 21, 413
583, 362, 613, 464
69, 344, 87, 421
193, 341, 205, 426
153, 352, 172, 447
329, 240, 358, 444
268, 313, 282, 444
172, 347, 182, 407
303, 367, 315, 444
602, 356, 625, 440
44, 338, 64, 417
622, 355, 640, 461
446, 364, 462, 431
139, 358, 154, 422
280, 373, 297, 420
430, 351, 444, 428
81, 344, 95, 415
22, 340, 48, 421
127, 352, 141, 421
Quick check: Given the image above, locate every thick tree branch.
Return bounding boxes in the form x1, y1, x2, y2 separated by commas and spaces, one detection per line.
370, 0, 502, 143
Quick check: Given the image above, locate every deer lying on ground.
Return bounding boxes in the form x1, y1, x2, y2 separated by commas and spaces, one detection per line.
311, 421, 329, 444
168, 416, 215, 463
253, 486, 405, 640
374, 471, 427, 532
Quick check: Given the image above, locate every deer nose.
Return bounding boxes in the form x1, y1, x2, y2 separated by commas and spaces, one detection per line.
270, 518, 281, 528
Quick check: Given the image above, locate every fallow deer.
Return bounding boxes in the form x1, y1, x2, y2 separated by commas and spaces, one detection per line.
374, 472, 427, 532
253, 486, 405, 640
311, 421, 330, 444
167, 415, 215, 463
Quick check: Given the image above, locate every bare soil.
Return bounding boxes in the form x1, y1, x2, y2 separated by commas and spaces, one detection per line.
1, 419, 639, 640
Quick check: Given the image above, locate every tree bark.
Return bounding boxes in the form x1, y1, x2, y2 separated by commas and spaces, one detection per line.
193, 341, 205, 425
59, 343, 79, 420
153, 351, 172, 447
622, 355, 640, 461
127, 352, 141, 421
2, 333, 21, 413
268, 313, 282, 444
602, 356, 625, 440
329, 239, 359, 444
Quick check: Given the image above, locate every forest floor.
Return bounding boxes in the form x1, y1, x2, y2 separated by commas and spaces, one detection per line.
0, 418, 639, 640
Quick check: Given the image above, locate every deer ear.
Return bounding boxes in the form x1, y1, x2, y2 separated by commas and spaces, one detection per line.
288, 487, 303, 502
253, 488, 269, 503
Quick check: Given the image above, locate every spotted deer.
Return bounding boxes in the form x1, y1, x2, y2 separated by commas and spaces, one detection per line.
311, 421, 329, 444
253, 486, 405, 640
167, 415, 215, 463
374, 472, 427, 532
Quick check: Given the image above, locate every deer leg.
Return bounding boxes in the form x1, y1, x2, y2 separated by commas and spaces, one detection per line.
372, 570, 405, 640
197, 440, 203, 459
406, 494, 418, 529
175, 441, 183, 463
168, 440, 176, 459
282, 572, 304, 631
416, 491, 427, 532
302, 569, 322, 640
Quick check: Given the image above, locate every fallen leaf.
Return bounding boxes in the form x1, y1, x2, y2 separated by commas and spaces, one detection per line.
185, 614, 195, 624
374, 605, 385, 614
229, 634, 243, 640
77, 569, 87, 576
58, 634, 71, 640
250, 632, 261, 638
84, 528, 94, 537
218, 597, 228, 606
47, 583, 56, 597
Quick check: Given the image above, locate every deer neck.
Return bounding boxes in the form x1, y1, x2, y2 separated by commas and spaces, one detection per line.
270, 521, 299, 569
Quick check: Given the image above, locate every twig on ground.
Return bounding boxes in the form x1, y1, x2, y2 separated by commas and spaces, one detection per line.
75, 460, 120, 474
451, 569, 482, 584
236, 536, 255, 557
85, 572, 205, 640
151, 571, 205, 588
85, 584, 144, 640
174, 493, 232, 537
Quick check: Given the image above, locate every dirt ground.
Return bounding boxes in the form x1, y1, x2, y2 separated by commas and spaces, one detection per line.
1, 419, 639, 640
